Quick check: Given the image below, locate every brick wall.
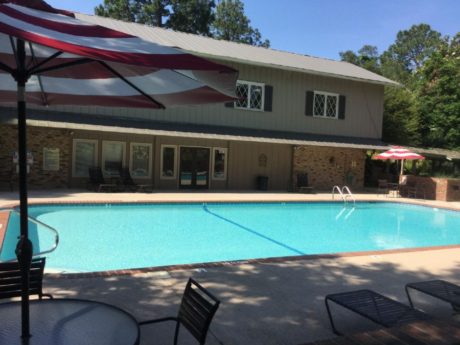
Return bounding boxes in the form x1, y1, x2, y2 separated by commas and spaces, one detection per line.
402, 175, 460, 201
292, 146, 366, 191
0, 125, 72, 189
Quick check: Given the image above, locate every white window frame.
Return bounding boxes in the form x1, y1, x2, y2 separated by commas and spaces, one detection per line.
160, 145, 177, 180
72, 139, 98, 178
101, 140, 126, 177
235, 80, 265, 112
129, 142, 152, 180
211, 147, 228, 181
313, 91, 339, 119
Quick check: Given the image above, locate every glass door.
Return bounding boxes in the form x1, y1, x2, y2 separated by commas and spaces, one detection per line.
179, 147, 210, 189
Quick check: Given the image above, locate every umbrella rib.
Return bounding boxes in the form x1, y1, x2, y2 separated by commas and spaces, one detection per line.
28, 43, 48, 106
30, 57, 93, 75
0, 61, 13, 74
27, 51, 63, 76
97, 60, 165, 109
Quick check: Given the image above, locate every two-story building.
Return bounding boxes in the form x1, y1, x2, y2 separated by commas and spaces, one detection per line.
0, 13, 397, 192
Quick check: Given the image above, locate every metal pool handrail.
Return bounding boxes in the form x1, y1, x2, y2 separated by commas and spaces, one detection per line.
2, 209, 60, 261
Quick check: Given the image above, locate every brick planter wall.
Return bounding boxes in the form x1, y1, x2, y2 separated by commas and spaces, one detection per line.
401, 175, 460, 201
0, 124, 72, 189
293, 146, 366, 191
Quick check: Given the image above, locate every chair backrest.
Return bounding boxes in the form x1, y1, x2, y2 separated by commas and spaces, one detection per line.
119, 167, 135, 186
0, 258, 47, 300
297, 173, 309, 188
88, 166, 105, 184
178, 278, 220, 344
378, 179, 388, 188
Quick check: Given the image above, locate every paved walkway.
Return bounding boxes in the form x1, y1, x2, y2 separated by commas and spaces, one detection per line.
0, 190, 459, 344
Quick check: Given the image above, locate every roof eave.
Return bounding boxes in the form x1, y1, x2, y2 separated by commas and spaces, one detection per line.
193, 53, 400, 87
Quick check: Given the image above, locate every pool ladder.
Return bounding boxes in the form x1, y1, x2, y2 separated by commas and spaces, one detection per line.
332, 185, 355, 205
1, 209, 60, 262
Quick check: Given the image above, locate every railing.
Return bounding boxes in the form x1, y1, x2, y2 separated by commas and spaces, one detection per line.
1, 209, 59, 261
332, 185, 355, 205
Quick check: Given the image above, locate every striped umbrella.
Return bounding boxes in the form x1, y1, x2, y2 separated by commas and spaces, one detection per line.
0, 0, 237, 340
373, 146, 425, 175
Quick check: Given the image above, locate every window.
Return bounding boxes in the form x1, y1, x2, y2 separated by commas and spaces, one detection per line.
72, 139, 98, 177
212, 148, 227, 180
102, 141, 126, 177
130, 143, 152, 179
313, 91, 339, 118
160, 145, 177, 179
235, 81, 264, 111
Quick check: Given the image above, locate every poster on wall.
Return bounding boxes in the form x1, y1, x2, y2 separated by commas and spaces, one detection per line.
43, 148, 60, 171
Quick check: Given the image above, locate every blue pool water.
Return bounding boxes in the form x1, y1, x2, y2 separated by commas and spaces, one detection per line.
2, 202, 460, 273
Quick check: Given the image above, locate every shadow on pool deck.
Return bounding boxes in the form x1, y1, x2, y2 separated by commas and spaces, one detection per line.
43, 248, 460, 345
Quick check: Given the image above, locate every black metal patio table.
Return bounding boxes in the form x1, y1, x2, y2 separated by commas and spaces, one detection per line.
0, 298, 140, 345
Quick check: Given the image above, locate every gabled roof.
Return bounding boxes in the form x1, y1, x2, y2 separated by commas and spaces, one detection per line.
76, 13, 399, 87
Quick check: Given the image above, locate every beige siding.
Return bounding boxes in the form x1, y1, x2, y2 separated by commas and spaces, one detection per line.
38, 61, 385, 140
228, 142, 292, 190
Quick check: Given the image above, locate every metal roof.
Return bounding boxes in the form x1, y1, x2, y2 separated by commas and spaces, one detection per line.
76, 13, 399, 87
0, 108, 388, 150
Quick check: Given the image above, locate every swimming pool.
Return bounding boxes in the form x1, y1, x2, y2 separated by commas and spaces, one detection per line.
2, 202, 460, 273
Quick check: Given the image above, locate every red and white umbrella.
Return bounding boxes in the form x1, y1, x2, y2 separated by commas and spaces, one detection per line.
0, 0, 237, 340
373, 146, 425, 175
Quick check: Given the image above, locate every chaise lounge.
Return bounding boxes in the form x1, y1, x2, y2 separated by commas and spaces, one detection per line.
406, 280, 460, 311
325, 289, 430, 335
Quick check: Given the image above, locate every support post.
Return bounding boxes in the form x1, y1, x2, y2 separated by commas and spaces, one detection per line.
14, 38, 33, 341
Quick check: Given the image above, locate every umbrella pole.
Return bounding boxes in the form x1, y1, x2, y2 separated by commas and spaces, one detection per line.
14, 38, 33, 341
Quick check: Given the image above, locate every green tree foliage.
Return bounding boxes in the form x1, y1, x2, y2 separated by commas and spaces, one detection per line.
340, 25, 460, 150
95, 0, 136, 22
212, 0, 270, 47
417, 34, 460, 149
166, 0, 215, 36
95, 0, 169, 26
382, 87, 421, 146
339, 45, 380, 73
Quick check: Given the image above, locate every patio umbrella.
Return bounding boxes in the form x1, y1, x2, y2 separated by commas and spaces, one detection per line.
372, 146, 425, 175
0, 0, 237, 340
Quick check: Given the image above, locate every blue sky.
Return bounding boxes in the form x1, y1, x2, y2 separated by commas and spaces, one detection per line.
47, 0, 459, 60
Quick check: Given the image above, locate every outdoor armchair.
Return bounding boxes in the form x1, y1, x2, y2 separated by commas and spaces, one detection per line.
0, 257, 53, 300
119, 167, 153, 192
139, 278, 220, 345
296, 173, 314, 193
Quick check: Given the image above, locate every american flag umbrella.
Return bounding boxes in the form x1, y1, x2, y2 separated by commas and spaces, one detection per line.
372, 146, 425, 175
0, 0, 237, 340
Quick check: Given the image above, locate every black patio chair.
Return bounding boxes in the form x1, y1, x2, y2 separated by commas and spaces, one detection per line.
296, 173, 314, 193
325, 289, 430, 335
119, 167, 152, 192
139, 278, 220, 345
87, 166, 117, 192
0, 258, 53, 300
406, 280, 460, 312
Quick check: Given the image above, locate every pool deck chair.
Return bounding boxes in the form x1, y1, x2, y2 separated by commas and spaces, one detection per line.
118, 167, 153, 192
0, 258, 53, 300
139, 278, 220, 345
406, 280, 460, 311
297, 173, 314, 193
87, 166, 117, 192
325, 289, 430, 335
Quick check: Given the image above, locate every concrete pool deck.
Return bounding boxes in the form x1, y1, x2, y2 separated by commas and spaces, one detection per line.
1, 190, 460, 344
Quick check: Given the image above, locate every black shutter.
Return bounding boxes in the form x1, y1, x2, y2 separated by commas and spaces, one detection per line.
264, 85, 273, 112
305, 91, 314, 116
338, 95, 346, 119
225, 100, 234, 108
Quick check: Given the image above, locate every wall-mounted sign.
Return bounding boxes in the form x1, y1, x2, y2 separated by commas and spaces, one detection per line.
43, 148, 60, 171
13, 151, 34, 165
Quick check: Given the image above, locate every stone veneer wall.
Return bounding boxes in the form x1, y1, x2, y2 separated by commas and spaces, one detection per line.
293, 146, 366, 191
0, 124, 72, 189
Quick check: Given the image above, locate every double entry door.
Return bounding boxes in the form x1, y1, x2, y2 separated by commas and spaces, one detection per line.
179, 147, 210, 189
